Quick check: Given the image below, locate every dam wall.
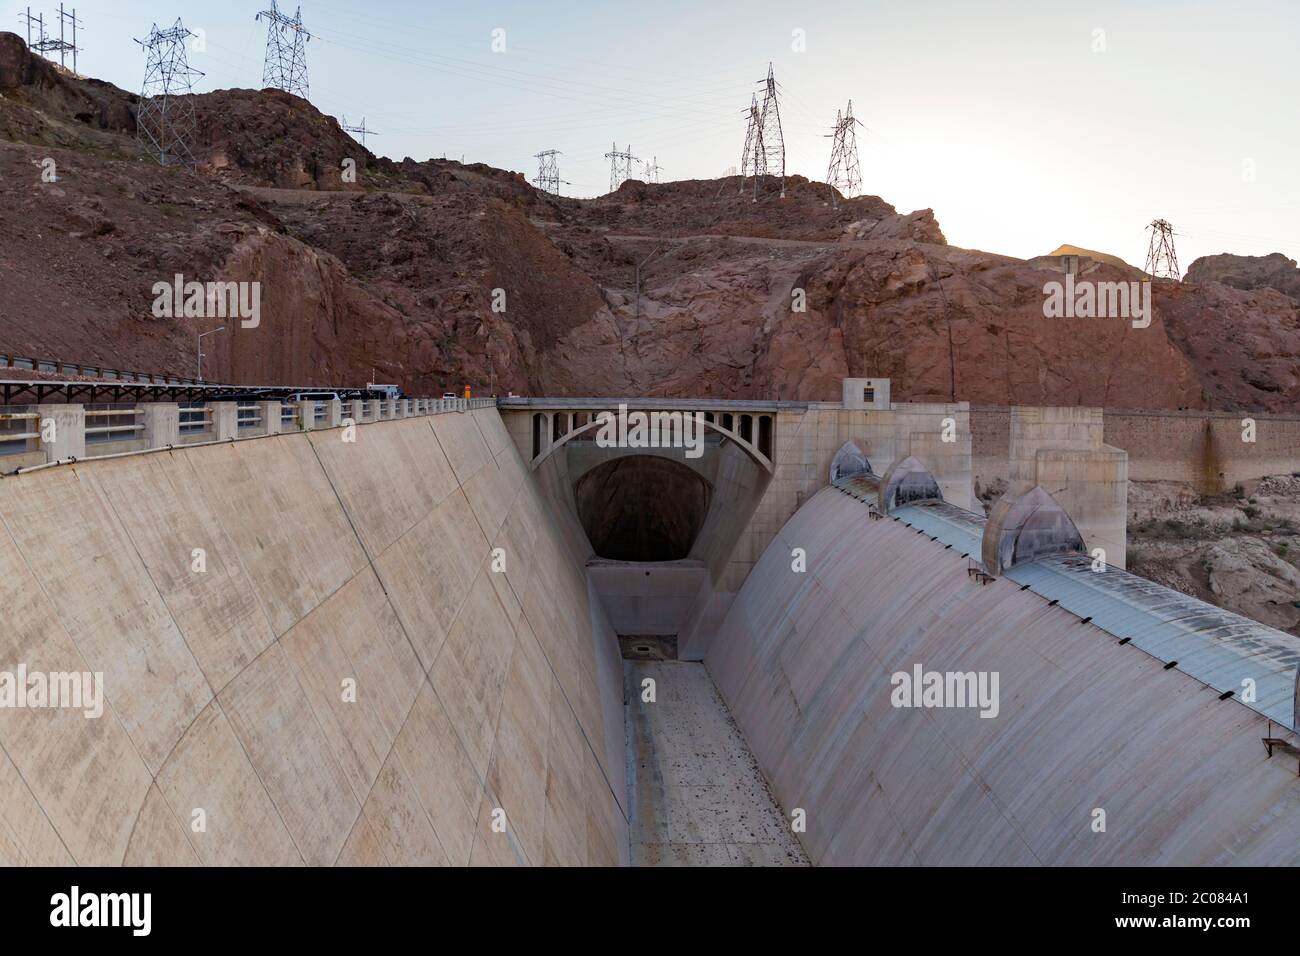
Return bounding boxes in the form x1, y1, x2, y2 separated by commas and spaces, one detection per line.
706, 485, 1300, 866
973, 406, 1300, 494
0, 408, 628, 866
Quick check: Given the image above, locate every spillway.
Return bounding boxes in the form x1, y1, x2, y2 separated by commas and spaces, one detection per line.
2, 403, 1298, 866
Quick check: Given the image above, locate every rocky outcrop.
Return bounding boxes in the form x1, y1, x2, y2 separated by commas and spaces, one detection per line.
841, 208, 945, 244
0, 32, 1297, 412
1185, 252, 1300, 300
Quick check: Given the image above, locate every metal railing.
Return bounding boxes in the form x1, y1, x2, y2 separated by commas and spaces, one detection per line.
85, 404, 143, 445
179, 403, 212, 436
0, 394, 497, 465
0, 352, 195, 385
0, 406, 40, 456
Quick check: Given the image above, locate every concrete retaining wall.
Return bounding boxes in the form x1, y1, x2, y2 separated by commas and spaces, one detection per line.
974, 406, 1300, 493
0, 408, 628, 866
706, 486, 1300, 865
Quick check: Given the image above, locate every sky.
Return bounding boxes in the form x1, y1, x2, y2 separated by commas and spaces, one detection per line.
6, 0, 1298, 266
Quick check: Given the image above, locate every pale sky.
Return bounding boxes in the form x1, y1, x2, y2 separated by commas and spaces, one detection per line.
6, 0, 1298, 267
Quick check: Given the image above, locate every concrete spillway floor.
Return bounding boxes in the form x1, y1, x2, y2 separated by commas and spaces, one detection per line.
624, 661, 809, 866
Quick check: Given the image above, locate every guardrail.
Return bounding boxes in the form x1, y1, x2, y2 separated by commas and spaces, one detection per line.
0, 395, 499, 472
85, 405, 144, 446
0, 352, 200, 386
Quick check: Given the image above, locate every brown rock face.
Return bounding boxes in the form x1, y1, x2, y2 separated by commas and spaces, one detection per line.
0, 35, 1297, 411
1185, 252, 1300, 300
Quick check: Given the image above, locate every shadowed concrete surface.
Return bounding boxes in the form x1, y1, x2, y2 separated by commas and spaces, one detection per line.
575, 455, 713, 561
706, 486, 1300, 865
624, 661, 808, 866
0, 409, 629, 866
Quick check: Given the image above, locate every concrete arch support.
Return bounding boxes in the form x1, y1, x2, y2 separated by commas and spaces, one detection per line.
879, 456, 942, 514
982, 483, 1086, 576
829, 440, 872, 482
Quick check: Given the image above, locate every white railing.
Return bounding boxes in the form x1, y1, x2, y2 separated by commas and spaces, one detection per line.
85, 405, 143, 445
0, 408, 40, 456
0, 395, 498, 466
237, 403, 261, 430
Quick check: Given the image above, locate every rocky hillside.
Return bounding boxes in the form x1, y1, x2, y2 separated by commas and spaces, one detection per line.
1185, 252, 1300, 300
1, 31, 1297, 408
1129, 475, 1300, 637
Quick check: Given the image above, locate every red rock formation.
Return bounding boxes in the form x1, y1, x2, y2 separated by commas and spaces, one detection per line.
0, 30, 1296, 410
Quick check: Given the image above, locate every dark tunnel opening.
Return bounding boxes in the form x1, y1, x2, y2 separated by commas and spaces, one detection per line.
574, 455, 712, 562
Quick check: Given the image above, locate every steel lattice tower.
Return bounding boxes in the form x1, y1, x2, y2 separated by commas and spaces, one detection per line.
604, 142, 639, 193
134, 19, 204, 168
1144, 219, 1180, 280
256, 1, 312, 99
534, 149, 562, 195
739, 64, 785, 199
643, 156, 663, 184
23, 5, 81, 75
739, 92, 763, 196
340, 116, 377, 148
825, 100, 863, 206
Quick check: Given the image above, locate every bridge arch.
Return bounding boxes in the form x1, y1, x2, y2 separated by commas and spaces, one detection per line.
526, 408, 775, 474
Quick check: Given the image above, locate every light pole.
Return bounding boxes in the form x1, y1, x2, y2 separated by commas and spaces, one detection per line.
197, 326, 225, 383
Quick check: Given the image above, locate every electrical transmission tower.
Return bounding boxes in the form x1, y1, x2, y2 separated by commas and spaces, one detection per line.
22, 5, 82, 75
135, 19, 204, 169
340, 116, 377, 147
642, 156, 663, 183
604, 142, 639, 193
533, 149, 565, 195
739, 92, 762, 195
825, 100, 863, 207
739, 64, 785, 199
1144, 219, 1180, 280
256, 1, 312, 99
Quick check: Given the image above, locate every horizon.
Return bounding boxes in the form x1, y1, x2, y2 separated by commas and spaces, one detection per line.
4, 0, 1298, 268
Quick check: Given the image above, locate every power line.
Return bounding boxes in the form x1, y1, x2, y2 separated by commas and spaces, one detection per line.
533, 149, 566, 195
1144, 219, 1180, 280
134, 19, 204, 169
825, 99, 863, 207
739, 63, 784, 200
256, 1, 312, 99
340, 115, 377, 147
605, 142, 640, 193
21, 4, 82, 75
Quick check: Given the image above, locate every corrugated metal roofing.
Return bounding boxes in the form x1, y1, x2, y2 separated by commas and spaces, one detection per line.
1007, 555, 1299, 730
833, 485, 1300, 730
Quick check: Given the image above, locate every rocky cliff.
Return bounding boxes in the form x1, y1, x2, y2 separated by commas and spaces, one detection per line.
1, 31, 1297, 409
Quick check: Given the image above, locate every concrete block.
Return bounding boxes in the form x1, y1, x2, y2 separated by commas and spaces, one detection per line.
258, 401, 282, 435
140, 403, 180, 449
211, 402, 239, 441
35, 404, 86, 461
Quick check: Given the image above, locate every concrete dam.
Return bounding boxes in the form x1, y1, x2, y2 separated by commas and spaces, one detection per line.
1, 382, 1298, 866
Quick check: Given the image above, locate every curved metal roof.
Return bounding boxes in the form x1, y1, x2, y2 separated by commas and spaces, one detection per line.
832, 477, 1300, 730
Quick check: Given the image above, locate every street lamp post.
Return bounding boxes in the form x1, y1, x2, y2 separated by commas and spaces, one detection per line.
197, 326, 225, 383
